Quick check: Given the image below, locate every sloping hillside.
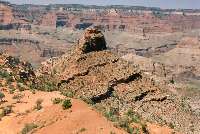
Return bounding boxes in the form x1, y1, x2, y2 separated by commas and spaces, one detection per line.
38, 28, 200, 134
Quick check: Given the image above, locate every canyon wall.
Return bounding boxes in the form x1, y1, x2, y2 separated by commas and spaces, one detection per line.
0, 4, 13, 24
40, 9, 200, 33
2, 2, 200, 33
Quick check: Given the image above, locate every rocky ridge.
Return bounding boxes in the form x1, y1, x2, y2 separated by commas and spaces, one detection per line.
39, 28, 200, 133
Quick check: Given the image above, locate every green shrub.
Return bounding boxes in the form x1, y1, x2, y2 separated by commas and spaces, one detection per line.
17, 83, 26, 91
62, 99, 72, 110
29, 83, 37, 90
169, 79, 175, 84
169, 122, 175, 129
6, 77, 14, 84
6, 56, 20, 68
21, 123, 38, 134
0, 71, 14, 85
0, 92, 5, 102
141, 124, 148, 133
17, 78, 24, 84
44, 82, 56, 92
0, 105, 12, 117
32, 76, 57, 92
78, 128, 87, 133
52, 98, 63, 104
104, 107, 119, 122
61, 90, 74, 98
9, 88, 15, 94
30, 89, 36, 94
0, 70, 10, 79
34, 99, 43, 110
12, 93, 24, 103
126, 109, 140, 123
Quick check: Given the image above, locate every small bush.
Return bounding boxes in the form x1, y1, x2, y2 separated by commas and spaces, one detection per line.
17, 83, 26, 91
0, 105, 12, 117
17, 78, 24, 84
61, 90, 74, 98
78, 128, 87, 133
104, 108, 119, 122
9, 88, 15, 94
52, 98, 63, 104
169, 122, 175, 129
30, 89, 36, 94
34, 99, 43, 110
126, 109, 140, 123
6, 56, 20, 68
0, 92, 5, 102
44, 82, 56, 92
12, 93, 24, 103
62, 99, 72, 110
32, 76, 57, 92
169, 79, 175, 84
0, 70, 11, 79
141, 124, 148, 133
6, 77, 14, 85
21, 123, 38, 134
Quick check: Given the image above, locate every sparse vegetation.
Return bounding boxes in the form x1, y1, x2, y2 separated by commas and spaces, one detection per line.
103, 108, 147, 134
6, 56, 20, 68
169, 78, 175, 84
77, 128, 87, 133
169, 122, 175, 129
0, 10, 199, 134
9, 88, 15, 94
0, 70, 14, 85
104, 107, 119, 122
62, 99, 72, 110
31, 76, 57, 92
0, 92, 5, 102
12, 93, 24, 103
52, 98, 63, 104
126, 109, 140, 123
61, 90, 74, 98
0, 70, 11, 79
21, 123, 38, 134
0, 105, 13, 117
34, 99, 43, 110
17, 83, 26, 91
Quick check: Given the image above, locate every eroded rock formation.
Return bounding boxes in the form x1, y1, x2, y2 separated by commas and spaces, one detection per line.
75, 28, 107, 54
38, 29, 200, 133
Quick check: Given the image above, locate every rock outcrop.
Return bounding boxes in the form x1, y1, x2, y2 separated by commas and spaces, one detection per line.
75, 28, 107, 54
38, 29, 200, 133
